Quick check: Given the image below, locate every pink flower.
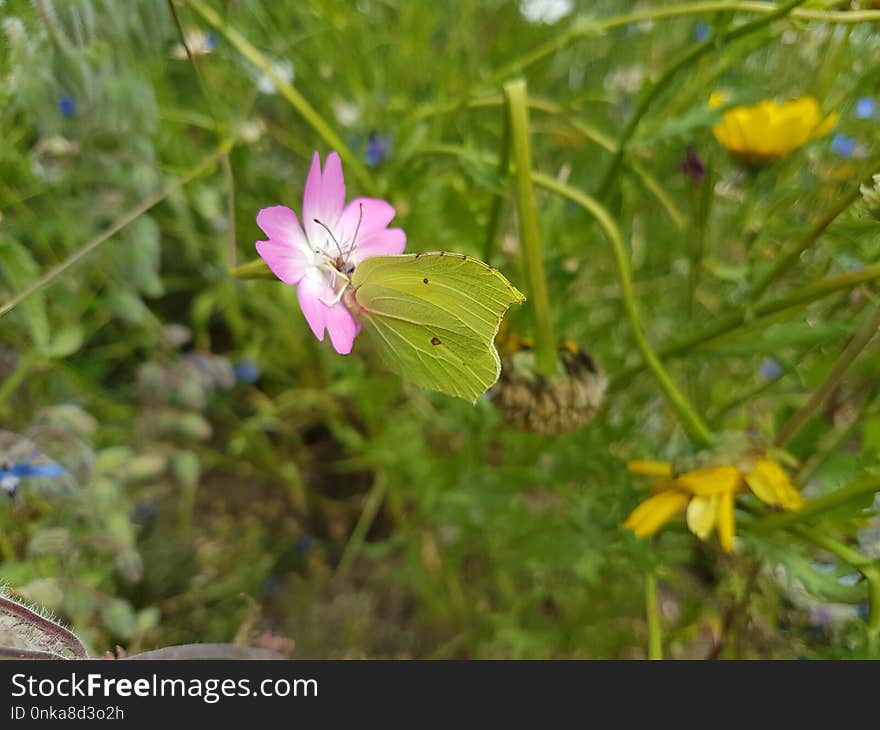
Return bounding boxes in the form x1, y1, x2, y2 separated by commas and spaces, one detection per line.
255, 152, 406, 354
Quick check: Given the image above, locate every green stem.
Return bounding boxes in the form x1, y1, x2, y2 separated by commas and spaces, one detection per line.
488, 2, 880, 86
686, 164, 714, 318
645, 572, 663, 660
336, 476, 387, 580
0, 140, 233, 320
409, 103, 685, 230
230, 258, 275, 280
483, 102, 511, 263
612, 262, 880, 388
504, 80, 557, 376
184, 0, 376, 195
748, 185, 866, 302
409, 141, 713, 445
776, 304, 880, 447
751, 474, 880, 534
797, 400, 871, 487
596, 0, 808, 199
789, 524, 871, 569
795, 528, 880, 638
533, 173, 714, 447
753, 503, 880, 636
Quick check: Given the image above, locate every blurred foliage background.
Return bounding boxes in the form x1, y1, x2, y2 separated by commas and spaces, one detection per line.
2, 0, 880, 659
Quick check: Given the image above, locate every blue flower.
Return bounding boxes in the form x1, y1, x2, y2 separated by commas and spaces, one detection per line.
59, 95, 75, 118
233, 360, 260, 383
205, 31, 218, 50
693, 21, 709, 42
365, 131, 392, 167
855, 97, 875, 120
262, 577, 281, 594
831, 134, 855, 158
759, 359, 781, 380
295, 535, 314, 555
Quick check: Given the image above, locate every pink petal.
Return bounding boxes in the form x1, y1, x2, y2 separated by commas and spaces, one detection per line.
256, 239, 311, 284
303, 152, 345, 245
324, 302, 361, 355
337, 197, 396, 243
296, 275, 331, 341
255, 206, 312, 284
354, 227, 407, 262
256, 205, 306, 244
294, 274, 360, 354
336, 197, 406, 263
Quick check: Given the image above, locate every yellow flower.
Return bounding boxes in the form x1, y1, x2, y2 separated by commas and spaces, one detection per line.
707, 91, 729, 110
711, 96, 837, 163
742, 458, 805, 511
624, 457, 804, 552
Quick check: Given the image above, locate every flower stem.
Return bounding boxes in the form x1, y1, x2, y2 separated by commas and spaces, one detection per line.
416, 99, 684, 229
748, 184, 867, 301
412, 142, 714, 445
596, 0, 808, 200
0, 140, 234, 320
230, 258, 274, 280
183, 0, 376, 196
483, 102, 511, 263
754, 515, 880, 637
486, 1, 878, 88
533, 173, 714, 447
750, 474, 880, 534
775, 304, 880, 448
336, 475, 388, 581
645, 572, 663, 660
611, 262, 880, 389
503, 80, 557, 376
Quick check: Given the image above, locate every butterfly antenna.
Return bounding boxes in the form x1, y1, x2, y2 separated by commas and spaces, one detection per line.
313, 218, 345, 260
345, 203, 365, 267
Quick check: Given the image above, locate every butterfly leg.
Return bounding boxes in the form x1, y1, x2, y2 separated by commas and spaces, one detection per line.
318, 264, 351, 307
319, 285, 347, 307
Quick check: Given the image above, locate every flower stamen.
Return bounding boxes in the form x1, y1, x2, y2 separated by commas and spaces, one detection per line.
318, 258, 352, 306
313, 217, 347, 261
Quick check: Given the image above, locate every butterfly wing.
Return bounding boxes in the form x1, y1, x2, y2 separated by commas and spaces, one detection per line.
351, 253, 525, 403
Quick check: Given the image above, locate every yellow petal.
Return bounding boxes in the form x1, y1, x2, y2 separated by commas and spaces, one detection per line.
712, 97, 834, 161
627, 460, 673, 478
686, 494, 718, 540
744, 458, 805, 510
716, 490, 736, 553
624, 491, 689, 538
675, 465, 742, 496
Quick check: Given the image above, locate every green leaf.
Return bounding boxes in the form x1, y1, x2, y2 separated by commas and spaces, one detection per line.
122, 215, 163, 298
48, 326, 84, 358
173, 450, 200, 490
0, 239, 50, 352
755, 539, 868, 604
100, 599, 138, 639
637, 105, 723, 145
350, 252, 525, 403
